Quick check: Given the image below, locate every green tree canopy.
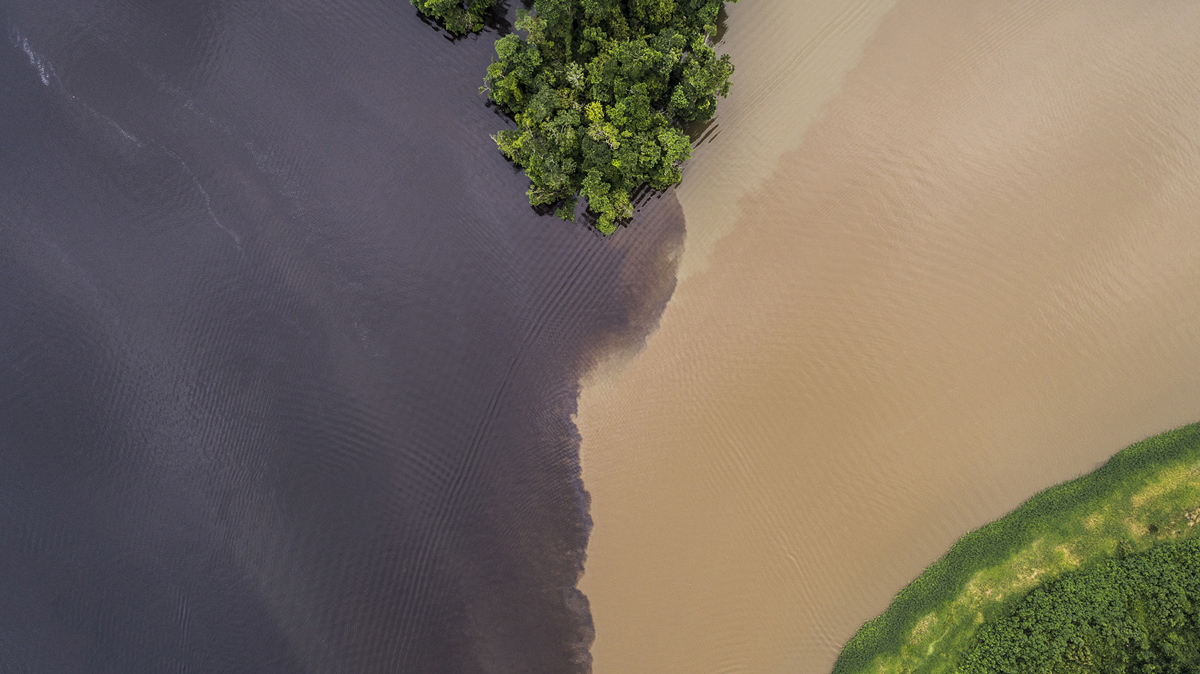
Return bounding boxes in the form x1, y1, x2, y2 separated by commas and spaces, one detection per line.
962, 539, 1200, 673
411, 0, 737, 234
411, 0, 497, 35
483, 0, 735, 233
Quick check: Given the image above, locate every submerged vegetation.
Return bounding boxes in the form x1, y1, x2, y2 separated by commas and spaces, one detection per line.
412, 0, 737, 234
833, 423, 1200, 674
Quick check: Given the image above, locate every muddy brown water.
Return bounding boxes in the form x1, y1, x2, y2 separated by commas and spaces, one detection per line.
577, 0, 1200, 672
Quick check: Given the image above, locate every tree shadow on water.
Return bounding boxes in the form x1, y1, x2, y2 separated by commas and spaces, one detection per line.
413, 0, 531, 41
485, 0, 535, 36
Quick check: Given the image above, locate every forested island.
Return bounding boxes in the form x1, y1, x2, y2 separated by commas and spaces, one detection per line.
834, 423, 1200, 674
412, 0, 737, 234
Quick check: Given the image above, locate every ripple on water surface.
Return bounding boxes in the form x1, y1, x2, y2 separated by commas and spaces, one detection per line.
579, 1, 1200, 672
0, 1, 683, 671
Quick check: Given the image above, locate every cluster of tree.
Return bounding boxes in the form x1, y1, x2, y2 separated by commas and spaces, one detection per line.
412, 0, 737, 234
411, 0, 497, 35
960, 539, 1200, 673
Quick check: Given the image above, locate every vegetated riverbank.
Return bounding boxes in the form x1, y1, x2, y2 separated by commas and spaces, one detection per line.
961, 538, 1200, 671
833, 423, 1200, 674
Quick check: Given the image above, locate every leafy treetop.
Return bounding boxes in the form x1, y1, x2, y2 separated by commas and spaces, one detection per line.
483, 0, 736, 233
961, 539, 1200, 673
411, 0, 498, 35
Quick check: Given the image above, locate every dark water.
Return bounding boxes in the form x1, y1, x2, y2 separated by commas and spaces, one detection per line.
0, 1, 683, 671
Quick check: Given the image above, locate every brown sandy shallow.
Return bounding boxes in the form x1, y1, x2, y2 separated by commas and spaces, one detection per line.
577, 0, 1200, 672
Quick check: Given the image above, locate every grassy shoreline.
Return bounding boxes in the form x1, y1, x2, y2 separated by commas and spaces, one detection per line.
833, 422, 1200, 674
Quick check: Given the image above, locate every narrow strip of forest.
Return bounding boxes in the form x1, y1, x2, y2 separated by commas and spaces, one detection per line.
834, 423, 1200, 674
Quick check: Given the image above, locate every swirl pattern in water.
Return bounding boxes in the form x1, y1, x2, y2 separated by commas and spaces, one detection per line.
0, 1, 683, 671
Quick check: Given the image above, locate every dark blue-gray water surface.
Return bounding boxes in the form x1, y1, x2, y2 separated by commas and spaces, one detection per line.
0, 1, 683, 671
